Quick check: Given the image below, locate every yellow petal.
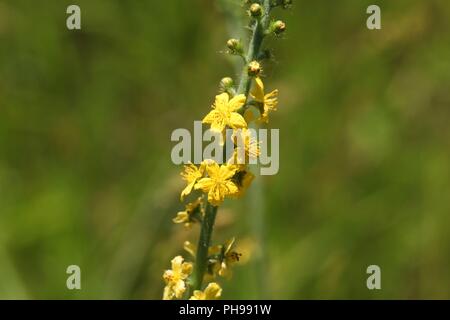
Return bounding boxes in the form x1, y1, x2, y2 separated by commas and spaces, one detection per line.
163, 286, 173, 300
228, 94, 246, 111
181, 262, 193, 278
251, 77, 265, 102
173, 279, 186, 298
180, 180, 195, 201
171, 256, 184, 274
189, 290, 206, 300
205, 161, 220, 177
203, 109, 226, 132
215, 93, 230, 108
173, 211, 188, 224
210, 120, 226, 133
225, 180, 239, 195
229, 112, 247, 129
202, 109, 220, 125
221, 164, 238, 180
195, 177, 215, 192
204, 283, 222, 300
208, 186, 224, 206
265, 89, 278, 103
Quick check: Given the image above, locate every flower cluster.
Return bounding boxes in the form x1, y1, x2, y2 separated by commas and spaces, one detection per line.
162, 0, 290, 300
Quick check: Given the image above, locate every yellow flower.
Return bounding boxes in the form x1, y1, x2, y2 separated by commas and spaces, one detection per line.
203, 93, 247, 132
194, 161, 239, 206
229, 128, 260, 165
210, 238, 242, 278
162, 256, 193, 300
180, 162, 205, 201
173, 197, 203, 228
189, 282, 222, 300
251, 77, 278, 123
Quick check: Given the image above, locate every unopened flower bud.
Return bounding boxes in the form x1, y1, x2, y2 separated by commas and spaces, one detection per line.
247, 60, 261, 77
220, 77, 234, 89
249, 3, 262, 18
226, 38, 243, 55
271, 20, 286, 35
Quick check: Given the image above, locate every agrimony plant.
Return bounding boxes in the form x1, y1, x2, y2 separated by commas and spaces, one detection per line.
162, 0, 290, 300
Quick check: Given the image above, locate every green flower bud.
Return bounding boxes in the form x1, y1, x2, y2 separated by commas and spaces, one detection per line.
219, 77, 236, 95
220, 77, 234, 89
249, 3, 263, 18
226, 38, 243, 55
270, 20, 286, 35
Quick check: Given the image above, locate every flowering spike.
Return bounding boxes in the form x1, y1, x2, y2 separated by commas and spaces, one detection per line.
165, 0, 287, 300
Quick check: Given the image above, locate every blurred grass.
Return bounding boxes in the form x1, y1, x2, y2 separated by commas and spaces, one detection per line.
0, 0, 450, 299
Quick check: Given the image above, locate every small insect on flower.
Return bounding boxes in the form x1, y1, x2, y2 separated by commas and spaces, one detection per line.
250, 77, 278, 123
180, 162, 205, 201
189, 282, 222, 300
194, 161, 239, 206
203, 93, 247, 133
162, 256, 193, 300
230, 168, 255, 198
210, 238, 242, 278
173, 197, 204, 228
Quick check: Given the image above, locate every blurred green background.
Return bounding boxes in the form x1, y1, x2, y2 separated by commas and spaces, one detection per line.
1, 0, 450, 299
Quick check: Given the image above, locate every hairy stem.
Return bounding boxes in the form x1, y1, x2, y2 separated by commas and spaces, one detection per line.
190, 0, 272, 293
237, 0, 272, 96
192, 202, 218, 290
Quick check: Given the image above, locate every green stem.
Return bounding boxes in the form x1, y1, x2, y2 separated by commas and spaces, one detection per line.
190, 0, 272, 295
237, 0, 272, 96
192, 202, 218, 290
